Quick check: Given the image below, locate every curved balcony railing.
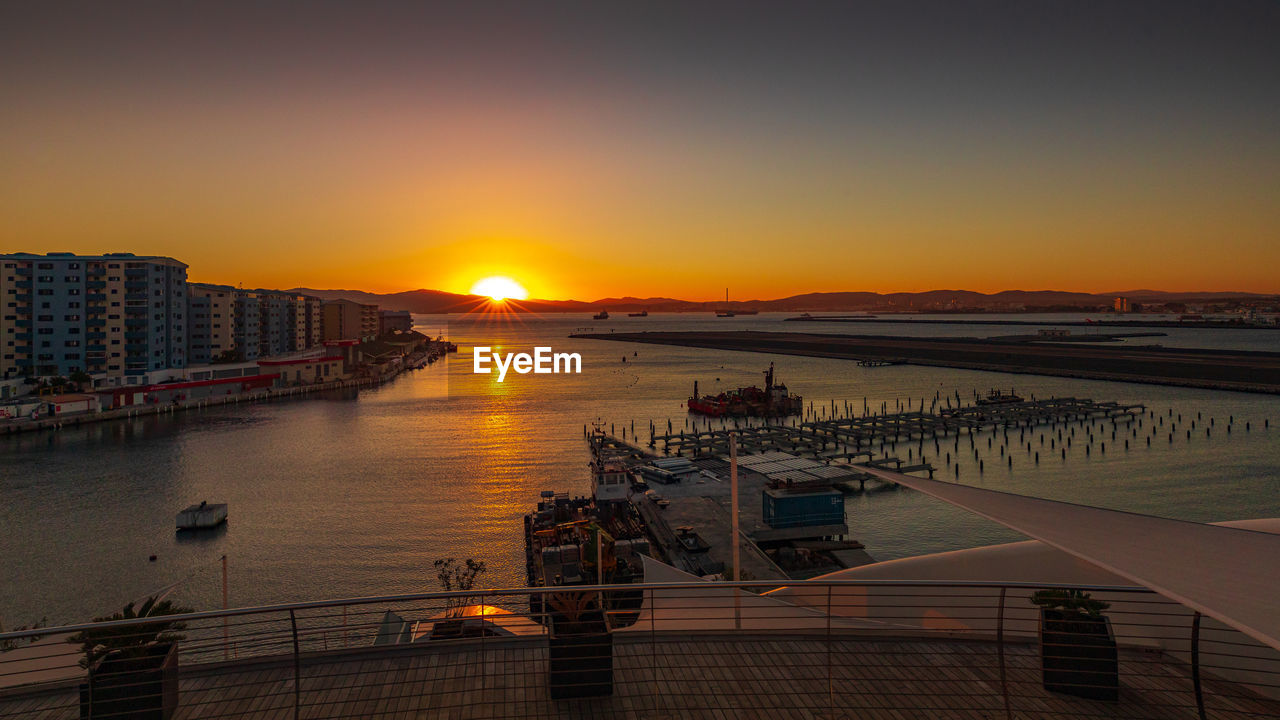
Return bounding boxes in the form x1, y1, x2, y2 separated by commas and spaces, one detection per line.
1, 580, 1277, 719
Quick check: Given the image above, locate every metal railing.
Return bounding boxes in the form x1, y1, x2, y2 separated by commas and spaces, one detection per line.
2, 579, 1279, 719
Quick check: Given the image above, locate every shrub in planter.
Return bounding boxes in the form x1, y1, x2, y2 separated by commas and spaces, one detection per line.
1031, 589, 1119, 702
547, 591, 612, 699
70, 597, 190, 720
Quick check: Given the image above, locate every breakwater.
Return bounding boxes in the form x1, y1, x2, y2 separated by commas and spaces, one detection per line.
784, 316, 1280, 330
571, 331, 1280, 394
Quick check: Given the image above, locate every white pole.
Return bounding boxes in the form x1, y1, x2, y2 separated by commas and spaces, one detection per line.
730, 431, 741, 628
730, 432, 740, 581
221, 554, 229, 660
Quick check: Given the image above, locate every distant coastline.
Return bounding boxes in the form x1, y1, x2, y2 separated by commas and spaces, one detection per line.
291, 286, 1280, 316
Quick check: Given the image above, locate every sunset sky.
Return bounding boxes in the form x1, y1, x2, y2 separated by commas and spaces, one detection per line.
2, 2, 1277, 300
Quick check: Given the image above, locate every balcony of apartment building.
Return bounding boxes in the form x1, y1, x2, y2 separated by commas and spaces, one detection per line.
124, 268, 149, 277
86, 293, 107, 302
13, 279, 32, 289
86, 280, 106, 290
124, 280, 149, 290
124, 292, 149, 301
13, 266, 32, 276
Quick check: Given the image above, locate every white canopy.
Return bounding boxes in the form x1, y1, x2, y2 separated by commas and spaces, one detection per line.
858, 466, 1280, 650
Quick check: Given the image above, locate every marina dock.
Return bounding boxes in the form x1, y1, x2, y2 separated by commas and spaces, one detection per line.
644, 396, 1143, 463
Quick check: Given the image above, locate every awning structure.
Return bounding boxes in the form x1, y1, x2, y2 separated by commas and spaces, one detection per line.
857, 466, 1280, 651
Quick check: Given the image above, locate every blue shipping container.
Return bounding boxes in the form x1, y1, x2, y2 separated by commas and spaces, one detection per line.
762, 488, 844, 529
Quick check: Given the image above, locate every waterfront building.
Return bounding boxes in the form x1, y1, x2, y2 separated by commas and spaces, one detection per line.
288, 294, 323, 352
234, 291, 261, 361
257, 292, 290, 358
45, 392, 100, 416
378, 309, 413, 335
1, 252, 188, 379
258, 354, 348, 386
322, 299, 379, 342
187, 283, 239, 362
1114, 296, 1131, 313
186, 294, 212, 365
188, 285, 324, 363
302, 296, 324, 349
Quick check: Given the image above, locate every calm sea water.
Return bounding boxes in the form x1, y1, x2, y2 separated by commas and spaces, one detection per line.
2, 313, 1278, 625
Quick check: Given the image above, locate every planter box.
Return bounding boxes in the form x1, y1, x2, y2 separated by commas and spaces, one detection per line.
1039, 609, 1119, 701
79, 642, 178, 719
548, 614, 612, 700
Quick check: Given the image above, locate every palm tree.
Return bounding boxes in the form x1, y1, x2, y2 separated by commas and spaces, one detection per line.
69, 597, 193, 668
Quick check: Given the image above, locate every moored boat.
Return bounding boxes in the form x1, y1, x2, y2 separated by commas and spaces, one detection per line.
176, 501, 227, 530
687, 363, 802, 417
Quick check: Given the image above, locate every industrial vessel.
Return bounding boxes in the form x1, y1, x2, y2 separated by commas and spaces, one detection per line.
522, 429, 648, 626
686, 363, 803, 418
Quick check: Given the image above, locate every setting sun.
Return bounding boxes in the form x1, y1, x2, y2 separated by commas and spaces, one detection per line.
469, 276, 529, 302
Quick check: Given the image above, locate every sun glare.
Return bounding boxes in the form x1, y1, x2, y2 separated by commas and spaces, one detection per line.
469, 276, 529, 302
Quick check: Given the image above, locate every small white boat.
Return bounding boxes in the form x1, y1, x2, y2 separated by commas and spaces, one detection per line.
176, 501, 228, 530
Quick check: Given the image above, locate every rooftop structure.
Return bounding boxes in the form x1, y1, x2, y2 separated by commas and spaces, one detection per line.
2, 567, 1277, 719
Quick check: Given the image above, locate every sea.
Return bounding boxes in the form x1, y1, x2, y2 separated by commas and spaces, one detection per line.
2, 312, 1278, 625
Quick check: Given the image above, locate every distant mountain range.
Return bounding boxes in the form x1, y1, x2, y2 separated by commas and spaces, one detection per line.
288, 287, 1274, 314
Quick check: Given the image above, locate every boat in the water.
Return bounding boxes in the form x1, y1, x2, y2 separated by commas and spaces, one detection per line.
627, 310, 648, 317
711, 286, 747, 315
976, 389, 1025, 406
176, 501, 227, 531
593, 309, 609, 320
522, 429, 648, 626
687, 363, 803, 417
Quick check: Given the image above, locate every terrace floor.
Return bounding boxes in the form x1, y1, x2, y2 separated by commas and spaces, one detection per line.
3, 632, 1276, 720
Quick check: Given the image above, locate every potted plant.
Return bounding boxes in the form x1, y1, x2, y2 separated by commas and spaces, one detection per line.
546, 590, 612, 699
428, 558, 487, 639
70, 596, 191, 720
1031, 589, 1119, 701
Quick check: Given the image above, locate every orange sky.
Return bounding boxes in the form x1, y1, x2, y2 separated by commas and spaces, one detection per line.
2, 4, 1277, 301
